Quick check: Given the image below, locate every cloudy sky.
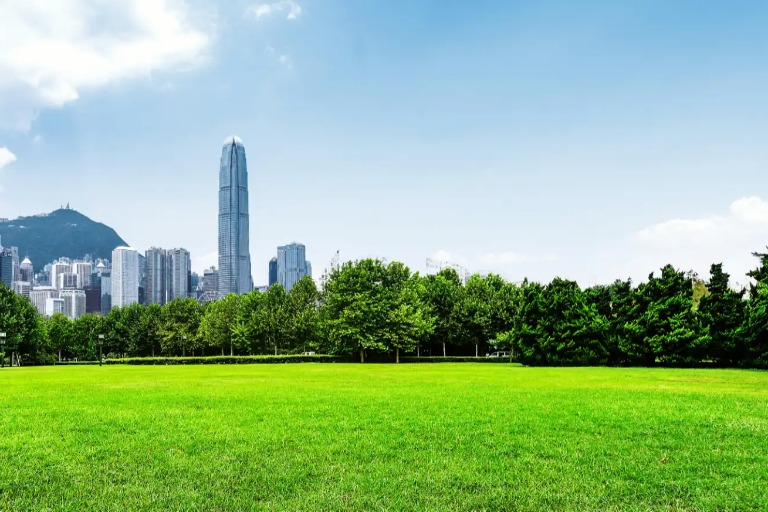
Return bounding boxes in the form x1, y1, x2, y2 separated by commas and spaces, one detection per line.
1, 0, 767, 287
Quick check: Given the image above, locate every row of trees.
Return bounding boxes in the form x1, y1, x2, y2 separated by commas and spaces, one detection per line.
2, 252, 768, 367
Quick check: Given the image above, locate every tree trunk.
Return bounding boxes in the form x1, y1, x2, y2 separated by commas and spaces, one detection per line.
475, 343, 478, 357
396, 347, 400, 364
443, 342, 446, 358
359, 348, 365, 363
417, 345, 420, 358
274, 345, 278, 356
230, 342, 233, 356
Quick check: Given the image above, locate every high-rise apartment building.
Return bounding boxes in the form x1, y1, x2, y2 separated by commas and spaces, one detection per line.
57, 272, 78, 289
168, 248, 191, 300
276, 243, 312, 292
50, 261, 71, 290
30, 287, 58, 316
12, 281, 31, 299
59, 289, 86, 320
45, 297, 65, 317
145, 247, 168, 305
111, 247, 139, 308
218, 136, 252, 295
202, 266, 219, 293
100, 272, 112, 315
72, 262, 92, 288
269, 257, 278, 287
84, 285, 101, 314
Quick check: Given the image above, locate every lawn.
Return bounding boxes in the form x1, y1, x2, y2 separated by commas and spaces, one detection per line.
0, 364, 766, 511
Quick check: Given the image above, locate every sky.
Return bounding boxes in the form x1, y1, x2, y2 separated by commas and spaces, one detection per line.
1, 0, 767, 287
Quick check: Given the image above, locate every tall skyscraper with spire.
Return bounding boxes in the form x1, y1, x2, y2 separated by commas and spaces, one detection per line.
218, 136, 252, 295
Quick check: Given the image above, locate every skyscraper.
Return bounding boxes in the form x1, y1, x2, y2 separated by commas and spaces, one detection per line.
72, 262, 92, 289
100, 271, 112, 315
202, 266, 219, 293
218, 135, 252, 295
59, 289, 86, 320
50, 260, 71, 290
111, 247, 139, 308
145, 247, 168, 305
0, 248, 12, 288
269, 257, 278, 287
19, 257, 34, 284
277, 243, 312, 292
168, 248, 191, 300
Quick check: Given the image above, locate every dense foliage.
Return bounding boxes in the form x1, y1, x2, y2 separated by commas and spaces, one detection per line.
2, 254, 768, 367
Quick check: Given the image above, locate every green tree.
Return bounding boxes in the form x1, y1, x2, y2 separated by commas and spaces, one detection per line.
322, 259, 431, 362
159, 298, 202, 356
455, 274, 506, 357
199, 294, 242, 355
501, 278, 608, 365
69, 314, 104, 360
421, 269, 462, 357
698, 264, 746, 365
0, 284, 48, 365
285, 276, 320, 353
635, 265, 710, 365
46, 313, 72, 361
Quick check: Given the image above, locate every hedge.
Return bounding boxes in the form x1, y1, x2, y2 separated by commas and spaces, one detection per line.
399, 356, 513, 363
49, 355, 516, 366
104, 355, 351, 365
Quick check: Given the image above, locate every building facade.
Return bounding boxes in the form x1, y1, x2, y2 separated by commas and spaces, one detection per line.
19, 257, 34, 284
218, 136, 252, 295
145, 247, 168, 305
202, 266, 219, 293
59, 289, 86, 320
276, 243, 312, 292
50, 261, 71, 290
72, 262, 92, 289
45, 297, 65, 317
168, 248, 191, 300
111, 247, 139, 308
269, 257, 278, 287
100, 272, 112, 315
30, 287, 58, 315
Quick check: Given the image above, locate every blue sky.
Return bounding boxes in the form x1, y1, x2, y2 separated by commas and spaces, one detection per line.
1, 0, 767, 286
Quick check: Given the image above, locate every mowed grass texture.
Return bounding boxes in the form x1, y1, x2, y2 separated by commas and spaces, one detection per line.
0, 365, 766, 511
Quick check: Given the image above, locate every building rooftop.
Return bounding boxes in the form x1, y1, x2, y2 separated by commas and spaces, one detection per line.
223, 135, 244, 146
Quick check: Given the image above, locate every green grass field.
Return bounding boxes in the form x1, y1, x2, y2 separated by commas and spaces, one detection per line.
0, 364, 766, 511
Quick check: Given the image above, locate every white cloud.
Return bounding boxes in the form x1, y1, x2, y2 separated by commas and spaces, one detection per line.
635, 196, 768, 247
0, 147, 17, 169
194, 251, 218, 274
0, 0, 212, 132
593, 196, 768, 286
247, 1, 302, 20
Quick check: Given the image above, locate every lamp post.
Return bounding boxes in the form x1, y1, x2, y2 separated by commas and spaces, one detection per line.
0, 332, 5, 369
98, 335, 104, 367
182, 335, 187, 357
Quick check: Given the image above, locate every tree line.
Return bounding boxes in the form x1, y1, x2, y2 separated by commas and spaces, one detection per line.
1, 251, 768, 367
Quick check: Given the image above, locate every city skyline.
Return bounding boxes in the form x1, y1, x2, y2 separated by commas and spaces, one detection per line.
1, 1, 767, 287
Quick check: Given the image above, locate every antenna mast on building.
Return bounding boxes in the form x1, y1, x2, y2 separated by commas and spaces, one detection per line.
321, 250, 340, 287
425, 257, 470, 285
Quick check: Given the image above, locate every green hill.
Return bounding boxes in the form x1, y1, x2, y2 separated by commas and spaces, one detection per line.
0, 208, 128, 266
